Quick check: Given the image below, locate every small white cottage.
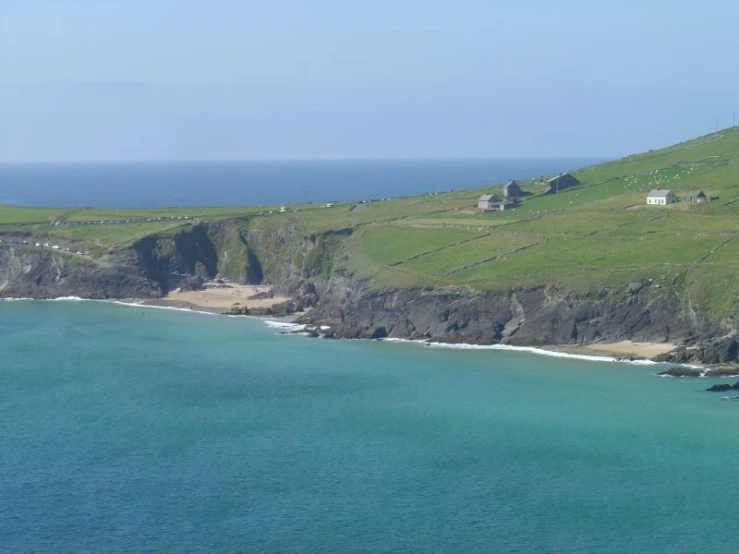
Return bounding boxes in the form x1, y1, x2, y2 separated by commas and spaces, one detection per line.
478, 194, 516, 212
646, 189, 677, 206
478, 194, 495, 211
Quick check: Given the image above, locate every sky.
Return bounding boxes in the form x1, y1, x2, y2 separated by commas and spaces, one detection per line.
1, 0, 739, 162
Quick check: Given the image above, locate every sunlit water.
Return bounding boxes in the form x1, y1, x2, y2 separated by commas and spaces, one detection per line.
1, 301, 737, 553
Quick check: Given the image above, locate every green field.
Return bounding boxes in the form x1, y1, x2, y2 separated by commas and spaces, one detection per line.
3, 128, 739, 315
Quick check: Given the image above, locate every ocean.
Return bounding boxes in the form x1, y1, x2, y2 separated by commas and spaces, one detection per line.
2, 300, 738, 553
0, 158, 604, 208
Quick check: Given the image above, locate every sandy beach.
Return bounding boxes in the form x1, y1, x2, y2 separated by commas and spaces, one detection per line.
147, 283, 289, 313
552, 340, 677, 360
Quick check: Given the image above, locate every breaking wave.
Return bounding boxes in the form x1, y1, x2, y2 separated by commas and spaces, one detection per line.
382, 338, 661, 366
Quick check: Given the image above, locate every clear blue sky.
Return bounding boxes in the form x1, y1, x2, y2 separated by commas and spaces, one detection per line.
1, 0, 738, 162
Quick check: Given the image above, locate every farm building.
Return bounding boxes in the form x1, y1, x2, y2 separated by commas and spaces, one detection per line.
543, 172, 580, 195
478, 194, 516, 212
646, 189, 677, 206
684, 190, 708, 203
477, 194, 495, 210
503, 180, 531, 199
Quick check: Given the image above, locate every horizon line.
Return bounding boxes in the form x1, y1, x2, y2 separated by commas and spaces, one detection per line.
0, 155, 613, 166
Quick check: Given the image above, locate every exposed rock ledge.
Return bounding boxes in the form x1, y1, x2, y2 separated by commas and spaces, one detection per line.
0, 246, 198, 300
3, 243, 739, 366
294, 277, 739, 365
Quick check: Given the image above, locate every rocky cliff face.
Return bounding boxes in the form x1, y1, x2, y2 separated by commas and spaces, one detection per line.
2, 222, 737, 364
0, 246, 163, 299
127, 222, 341, 289
299, 276, 727, 354
0, 222, 342, 299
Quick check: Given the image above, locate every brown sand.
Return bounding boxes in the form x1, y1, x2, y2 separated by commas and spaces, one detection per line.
150, 284, 288, 313
554, 341, 676, 359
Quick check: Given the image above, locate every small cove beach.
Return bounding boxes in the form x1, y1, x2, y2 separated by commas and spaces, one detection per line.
551, 340, 678, 360
144, 282, 289, 313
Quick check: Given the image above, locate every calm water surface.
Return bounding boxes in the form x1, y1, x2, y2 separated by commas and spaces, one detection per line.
1, 301, 737, 553
0, 159, 604, 208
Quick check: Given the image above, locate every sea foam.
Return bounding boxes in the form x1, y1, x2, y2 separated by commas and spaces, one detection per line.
0, 297, 675, 367
108, 300, 218, 316
0, 296, 218, 316
383, 338, 660, 366
264, 320, 307, 332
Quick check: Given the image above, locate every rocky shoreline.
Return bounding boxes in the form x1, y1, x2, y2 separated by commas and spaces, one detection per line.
3, 225, 739, 369
657, 366, 739, 378
288, 277, 739, 368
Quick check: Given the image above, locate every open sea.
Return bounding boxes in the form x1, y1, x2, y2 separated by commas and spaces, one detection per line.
2, 300, 738, 553
0, 158, 603, 208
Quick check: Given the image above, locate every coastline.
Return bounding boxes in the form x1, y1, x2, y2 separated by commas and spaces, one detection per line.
547, 341, 677, 361
149, 283, 289, 313
378, 337, 664, 366
0, 295, 698, 368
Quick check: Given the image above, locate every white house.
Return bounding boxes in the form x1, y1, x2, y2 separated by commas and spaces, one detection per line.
646, 189, 677, 206
478, 194, 495, 211
478, 193, 515, 212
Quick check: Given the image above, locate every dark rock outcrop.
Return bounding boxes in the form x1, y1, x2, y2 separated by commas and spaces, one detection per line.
654, 335, 739, 365
0, 247, 166, 299
704, 367, 739, 378
702, 337, 739, 365
3, 221, 739, 367
300, 277, 718, 355
706, 384, 732, 392
657, 367, 703, 378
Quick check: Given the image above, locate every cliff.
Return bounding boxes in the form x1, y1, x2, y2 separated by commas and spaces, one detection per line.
0, 246, 163, 299
297, 275, 738, 364
0, 222, 341, 301
1, 220, 737, 365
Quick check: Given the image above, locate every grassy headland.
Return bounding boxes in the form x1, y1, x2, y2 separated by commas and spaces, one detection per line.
3, 128, 739, 317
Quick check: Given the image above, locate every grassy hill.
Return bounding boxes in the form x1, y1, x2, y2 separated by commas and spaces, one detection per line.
3, 128, 739, 316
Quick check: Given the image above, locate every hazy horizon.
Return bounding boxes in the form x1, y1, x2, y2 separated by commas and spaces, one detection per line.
0, 155, 610, 166
2, 1, 738, 163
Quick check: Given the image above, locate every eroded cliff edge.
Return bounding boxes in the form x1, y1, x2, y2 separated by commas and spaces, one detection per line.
1, 221, 737, 365
300, 277, 739, 365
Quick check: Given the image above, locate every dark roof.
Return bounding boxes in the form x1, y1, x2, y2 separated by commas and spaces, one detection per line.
685, 190, 706, 199
545, 172, 574, 183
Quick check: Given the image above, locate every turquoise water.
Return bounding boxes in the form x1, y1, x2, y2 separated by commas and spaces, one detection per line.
1, 301, 738, 553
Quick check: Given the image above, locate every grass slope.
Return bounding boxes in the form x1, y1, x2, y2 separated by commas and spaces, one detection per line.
3, 128, 739, 316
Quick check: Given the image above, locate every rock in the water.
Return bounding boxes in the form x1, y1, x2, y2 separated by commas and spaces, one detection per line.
706, 383, 732, 392
703, 367, 739, 378
657, 367, 702, 378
